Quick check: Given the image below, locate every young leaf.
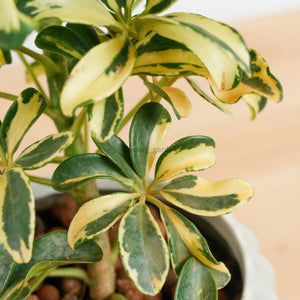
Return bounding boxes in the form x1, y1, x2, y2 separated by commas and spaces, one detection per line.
160, 206, 230, 288
160, 175, 253, 216
2, 231, 102, 300
88, 89, 124, 143
155, 136, 216, 183
94, 135, 141, 183
134, 32, 207, 77
35, 25, 91, 59
0, 0, 35, 50
243, 94, 267, 120
0, 49, 12, 66
68, 192, 136, 248
175, 258, 217, 300
1, 88, 47, 155
15, 132, 74, 170
119, 202, 169, 295
130, 102, 171, 181
186, 77, 232, 116
52, 153, 134, 191
143, 0, 178, 14
0, 168, 34, 264
210, 49, 283, 104
135, 13, 250, 90
18, 0, 121, 30
60, 35, 136, 116
159, 206, 230, 282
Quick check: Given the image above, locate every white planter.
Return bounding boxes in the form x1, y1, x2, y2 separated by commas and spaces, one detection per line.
32, 181, 279, 300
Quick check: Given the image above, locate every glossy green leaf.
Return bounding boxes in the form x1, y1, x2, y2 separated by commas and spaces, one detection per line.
0, 0, 35, 50
130, 102, 171, 181
94, 135, 141, 183
143, 0, 178, 14
52, 153, 133, 191
134, 32, 207, 77
60, 34, 136, 116
159, 206, 230, 283
88, 89, 124, 143
18, 0, 121, 29
15, 132, 74, 170
210, 49, 283, 104
119, 202, 169, 295
143, 81, 190, 119
175, 257, 217, 300
2, 231, 102, 300
186, 77, 232, 116
243, 94, 267, 120
0, 168, 34, 264
135, 13, 250, 90
1, 88, 47, 155
68, 192, 135, 248
0, 49, 12, 66
160, 175, 253, 216
35, 25, 91, 59
155, 136, 216, 183
0, 251, 14, 296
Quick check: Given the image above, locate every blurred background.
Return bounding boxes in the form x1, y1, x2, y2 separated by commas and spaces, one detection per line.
1, 1, 300, 299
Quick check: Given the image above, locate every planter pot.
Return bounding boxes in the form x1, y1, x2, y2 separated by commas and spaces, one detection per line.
32, 181, 279, 300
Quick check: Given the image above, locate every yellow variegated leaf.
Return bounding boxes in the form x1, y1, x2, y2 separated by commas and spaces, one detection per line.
88, 89, 124, 143
60, 35, 136, 116
210, 49, 283, 104
0, 49, 12, 66
143, 0, 178, 14
0, 168, 34, 263
160, 175, 254, 216
162, 87, 191, 118
18, 0, 122, 30
101, 0, 135, 13
243, 94, 267, 120
161, 206, 230, 277
135, 14, 250, 90
68, 193, 135, 248
154, 136, 216, 183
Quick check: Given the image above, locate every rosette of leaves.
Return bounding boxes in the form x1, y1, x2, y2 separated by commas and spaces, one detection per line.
52, 102, 254, 299
12, 0, 282, 132
0, 88, 75, 264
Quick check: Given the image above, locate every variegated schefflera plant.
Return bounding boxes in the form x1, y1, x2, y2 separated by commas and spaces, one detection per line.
52, 102, 254, 298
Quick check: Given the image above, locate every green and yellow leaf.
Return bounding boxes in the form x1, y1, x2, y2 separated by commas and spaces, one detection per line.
186, 77, 232, 116
119, 202, 169, 295
15, 132, 74, 170
52, 153, 133, 191
60, 34, 136, 116
160, 175, 253, 216
160, 206, 230, 281
130, 102, 171, 181
133, 32, 207, 77
68, 192, 136, 248
155, 136, 216, 183
135, 14, 250, 90
243, 94, 267, 120
0, 49, 12, 66
210, 49, 283, 104
35, 25, 91, 59
1, 88, 47, 155
88, 89, 124, 143
0, 0, 35, 50
143, 0, 178, 14
2, 231, 102, 300
101, 0, 135, 14
0, 168, 34, 264
17, 0, 121, 30
175, 258, 217, 300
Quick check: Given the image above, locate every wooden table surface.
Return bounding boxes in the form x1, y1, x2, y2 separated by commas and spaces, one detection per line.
1, 10, 299, 299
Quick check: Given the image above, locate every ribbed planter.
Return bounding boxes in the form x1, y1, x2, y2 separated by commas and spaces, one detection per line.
33, 181, 279, 300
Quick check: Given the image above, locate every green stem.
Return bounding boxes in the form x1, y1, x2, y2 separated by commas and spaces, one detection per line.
84, 115, 89, 153
17, 52, 49, 102
50, 156, 68, 164
29, 175, 52, 186
18, 46, 60, 76
71, 108, 87, 136
29, 269, 54, 293
48, 267, 96, 286
0, 92, 18, 101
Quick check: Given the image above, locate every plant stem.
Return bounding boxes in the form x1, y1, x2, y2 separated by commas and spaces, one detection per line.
0, 92, 18, 101
29, 175, 52, 186
71, 108, 87, 136
29, 269, 54, 293
84, 115, 89, 153
50, 156, 68, 164
17, 52, 49, 102
48, 267, 96, 286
